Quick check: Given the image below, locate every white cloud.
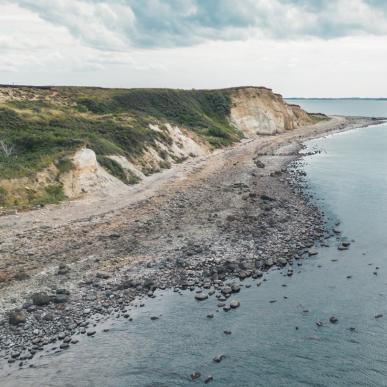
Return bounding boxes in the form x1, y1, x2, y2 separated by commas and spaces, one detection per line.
0, 0, 386, 96
3, 0, 387, 50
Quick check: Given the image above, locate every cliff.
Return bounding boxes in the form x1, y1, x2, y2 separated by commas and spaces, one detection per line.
0, 86, 314, 209
229, 87, 312, 135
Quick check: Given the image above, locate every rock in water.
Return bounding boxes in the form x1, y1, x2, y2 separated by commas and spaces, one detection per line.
191, 371, 201, 380
195, 293, 208, 301
204, 375, 214, 384
213, 354, 225, 363
230, 300, 240, 309
329, 316, 338, 324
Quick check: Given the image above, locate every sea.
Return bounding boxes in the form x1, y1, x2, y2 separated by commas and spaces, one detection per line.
2, 99, 387, 386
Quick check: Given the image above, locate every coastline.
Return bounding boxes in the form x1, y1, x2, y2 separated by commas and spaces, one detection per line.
0, 115, 383, 373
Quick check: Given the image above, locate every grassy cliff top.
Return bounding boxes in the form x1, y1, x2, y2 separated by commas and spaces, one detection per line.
0, 86, 242, 180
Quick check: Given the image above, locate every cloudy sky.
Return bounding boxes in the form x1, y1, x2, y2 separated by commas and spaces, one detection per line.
1, 0, 387, 97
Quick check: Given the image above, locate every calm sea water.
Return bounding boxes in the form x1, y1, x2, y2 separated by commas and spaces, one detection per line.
286, 98, 387, 117
3, 102, 387, 386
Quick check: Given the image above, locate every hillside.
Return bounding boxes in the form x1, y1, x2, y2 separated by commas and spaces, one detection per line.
0, 86, 315, 209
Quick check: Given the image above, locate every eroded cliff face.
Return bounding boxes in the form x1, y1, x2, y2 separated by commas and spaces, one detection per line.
229, 87, 313, 136
0, 86, 314, 208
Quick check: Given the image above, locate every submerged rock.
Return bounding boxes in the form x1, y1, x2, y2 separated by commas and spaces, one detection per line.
213, 354, 225, 363
191, 371, 201, 380
329, 316, 338, 324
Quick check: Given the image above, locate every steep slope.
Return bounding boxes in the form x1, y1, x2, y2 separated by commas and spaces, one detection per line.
0, 85, 315, 209
230, 87, 312, 135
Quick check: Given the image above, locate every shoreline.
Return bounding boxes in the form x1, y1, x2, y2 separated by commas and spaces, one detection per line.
0, 116, 383, 373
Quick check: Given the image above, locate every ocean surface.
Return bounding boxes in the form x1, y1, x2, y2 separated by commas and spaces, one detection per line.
286, 98, 387, 118
3, 101, 387, 386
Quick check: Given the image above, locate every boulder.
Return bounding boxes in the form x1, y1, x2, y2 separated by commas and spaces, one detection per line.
195, 293, 208, 301
9, 311, 26, 325
31, 292, 50, 306
230, 300, 240, 309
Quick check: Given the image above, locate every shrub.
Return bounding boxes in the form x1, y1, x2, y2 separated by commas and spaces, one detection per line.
0, 187, 8, 206
55, 157, 75, 174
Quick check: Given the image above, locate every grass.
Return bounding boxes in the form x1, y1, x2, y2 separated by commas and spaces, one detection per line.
97, 155, 141, 185
0, 87, 243, 180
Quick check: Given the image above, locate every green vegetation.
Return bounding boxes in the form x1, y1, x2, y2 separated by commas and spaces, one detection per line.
97, 155, 140, 185
55, 157, 75, 174
0, 87, 242, 181
37, 184, 67, 205
0, 186, 8, 206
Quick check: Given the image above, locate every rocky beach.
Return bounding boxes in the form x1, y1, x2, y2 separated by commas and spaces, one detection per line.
0, 115, 381, 375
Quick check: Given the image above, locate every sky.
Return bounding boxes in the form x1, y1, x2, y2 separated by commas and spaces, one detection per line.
1, 0, 387, 97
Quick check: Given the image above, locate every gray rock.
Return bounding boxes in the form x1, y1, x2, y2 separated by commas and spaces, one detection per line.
329, 316, 338, 324
230, 300, 240, 309
231, 284, 241, 293
54, 294, 69, 304
31, 292, 50, 306
191, 371, 201, 380
221, 286, 232, 295
213, 354, 225, 363
195, 293, 208, 301
9, 311, 26, 325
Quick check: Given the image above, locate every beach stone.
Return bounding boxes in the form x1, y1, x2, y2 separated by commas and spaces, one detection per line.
9, 311, 26, 325
58, 332, 66, 340
11, 351, 21, 359
231, 284, 241, 293
57, 264, 70, 275
277, 258, 287, 266
87, 330, 96, 336
54, 294, 69, 304
31, 292, 50, 306
195, 293, 208, 301
230, 300, 240, 309
221, 286, 232, 295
